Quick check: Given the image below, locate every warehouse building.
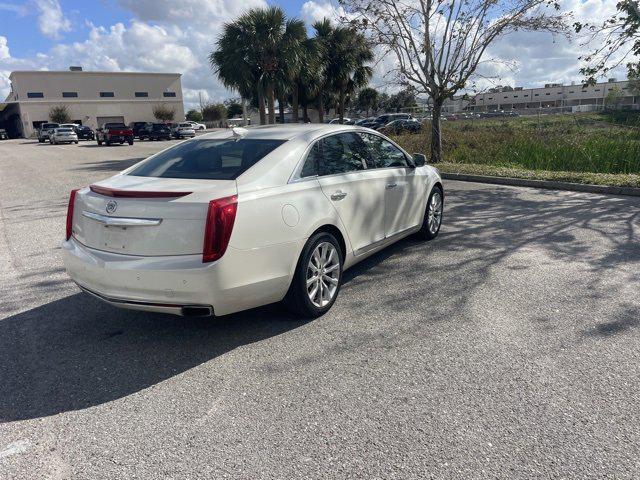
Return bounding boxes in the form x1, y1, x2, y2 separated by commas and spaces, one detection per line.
472, 78, 638, 112
439, 78, 639, 113
0, 68, 184, 137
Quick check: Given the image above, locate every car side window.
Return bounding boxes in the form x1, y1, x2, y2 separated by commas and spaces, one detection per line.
359, 133, 409, 168
300, 142, 321, 177
319, 133, 368, 175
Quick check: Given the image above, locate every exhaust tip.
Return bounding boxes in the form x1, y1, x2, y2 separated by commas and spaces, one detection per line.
181, 306, 214, 317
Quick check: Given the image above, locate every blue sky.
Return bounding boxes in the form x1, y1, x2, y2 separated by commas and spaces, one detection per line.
1, 1, 304, 57
0, 0, 628, 108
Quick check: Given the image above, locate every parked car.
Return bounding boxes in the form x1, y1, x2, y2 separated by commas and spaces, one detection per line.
328, 118, 355, 125
139, 123, 172, 141
62, 124, 443, 319
378, 119, 422, 134
128, 122, 149, 139
172, 123, 196, 139
50, 127, 79, 144
0, 129, 8, 140
37, 123, 59, 143
371, 113, 413, 129
75, 125, 95, 140
186, 121, 206, 130
96, 123, 134, 146
355, 117, 376, 127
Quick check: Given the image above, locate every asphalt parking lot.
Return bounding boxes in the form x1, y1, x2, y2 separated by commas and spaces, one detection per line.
0, 137, 639, 479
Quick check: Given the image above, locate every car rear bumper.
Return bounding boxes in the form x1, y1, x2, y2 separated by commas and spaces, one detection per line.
62, 236, 301, 316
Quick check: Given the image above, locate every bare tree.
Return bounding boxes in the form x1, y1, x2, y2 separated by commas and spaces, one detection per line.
338, 0, 567, 162
575, 0, 640, 84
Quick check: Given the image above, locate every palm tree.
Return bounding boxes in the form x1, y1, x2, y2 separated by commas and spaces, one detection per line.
311, 19, 333, 123
312, 19, 373, 123
210, 7, 306, 125
326, 25, 373, 123
210, 21, 264, 123
357, 87, 379, 117
292, 36, 321, 122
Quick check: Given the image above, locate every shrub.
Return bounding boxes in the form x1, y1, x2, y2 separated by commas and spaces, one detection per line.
202, 103, 227, 122
49, 105, 71, 124
153, 104, 175, 122
186, 109, 203, 122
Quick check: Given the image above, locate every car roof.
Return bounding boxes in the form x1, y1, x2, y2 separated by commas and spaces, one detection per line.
197, 123, 364, 141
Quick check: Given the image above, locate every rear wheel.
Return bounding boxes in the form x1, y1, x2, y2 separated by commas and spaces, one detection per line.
97, 139, 102, 146
284, 232, 343, 318
417, 186, 443, 240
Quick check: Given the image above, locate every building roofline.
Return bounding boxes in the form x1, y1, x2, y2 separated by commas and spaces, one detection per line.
9, 70, 182, 78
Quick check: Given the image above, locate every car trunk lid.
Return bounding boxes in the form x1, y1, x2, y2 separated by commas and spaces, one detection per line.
72, 175, 237, 256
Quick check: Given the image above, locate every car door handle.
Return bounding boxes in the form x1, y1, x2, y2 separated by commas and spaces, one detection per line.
330, 191, 348, 201
386, 183, 398, 189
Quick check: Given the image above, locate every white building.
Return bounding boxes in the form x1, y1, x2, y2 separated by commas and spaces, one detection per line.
1, 68, 185, 137
470, 79, 638, 113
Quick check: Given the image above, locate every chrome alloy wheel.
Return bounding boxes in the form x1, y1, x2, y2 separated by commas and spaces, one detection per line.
306, 241, 340, 308
428, 191, 443, 235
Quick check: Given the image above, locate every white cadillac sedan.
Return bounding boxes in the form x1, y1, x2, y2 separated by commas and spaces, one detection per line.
63, 124, 443, 318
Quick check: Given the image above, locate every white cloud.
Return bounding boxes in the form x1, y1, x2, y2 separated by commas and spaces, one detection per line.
0, 36, 10, 60
36, 0, 71, 39
300, 0, 345, 25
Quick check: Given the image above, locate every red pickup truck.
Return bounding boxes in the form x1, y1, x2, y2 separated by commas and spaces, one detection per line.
96, 123, 134, 146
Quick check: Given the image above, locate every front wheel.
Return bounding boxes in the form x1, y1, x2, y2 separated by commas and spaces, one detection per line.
417, 186, 443, 240
284, 232, 343, 318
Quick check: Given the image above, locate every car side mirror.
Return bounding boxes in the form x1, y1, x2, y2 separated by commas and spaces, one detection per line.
413, 153, 427, 167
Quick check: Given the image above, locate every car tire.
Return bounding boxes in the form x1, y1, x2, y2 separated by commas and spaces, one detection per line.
75, 141, 78, 144
283, 231, 343, 319
105, 139, 111, 146
417, 185, 443, 240
38, 138, 44, 143
97, 139, 102, 146
128, 140, 133, 145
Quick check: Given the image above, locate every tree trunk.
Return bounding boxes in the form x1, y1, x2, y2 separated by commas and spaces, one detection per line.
430, 97, 444, 163
338, 91, 345, 124
258, 89, 266, 125
303, 104, 309, 123
278, 93, 286, 124
317, 87, 324, 123
241, 97, 248, 126
292, 84, 299, 123
267, 82, 276, 124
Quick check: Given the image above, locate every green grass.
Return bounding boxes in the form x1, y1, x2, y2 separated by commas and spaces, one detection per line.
393, 113, 640, 186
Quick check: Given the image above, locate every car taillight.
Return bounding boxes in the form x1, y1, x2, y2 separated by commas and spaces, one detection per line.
66, 189, 80, 241
203, 195, 238, 263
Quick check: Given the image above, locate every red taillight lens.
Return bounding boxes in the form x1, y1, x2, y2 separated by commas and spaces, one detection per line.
203, 195, 238, 263
66, 189, 80, 241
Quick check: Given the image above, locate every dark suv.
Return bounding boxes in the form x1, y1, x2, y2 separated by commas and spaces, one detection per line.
139, 123, 172, 141
129, 121, 149, 139
75, 125, 95, 140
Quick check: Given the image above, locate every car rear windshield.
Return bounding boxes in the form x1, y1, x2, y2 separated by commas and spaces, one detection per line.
105, 123, 127, 129
57, 128, 73, 133
127, 138, 287, 180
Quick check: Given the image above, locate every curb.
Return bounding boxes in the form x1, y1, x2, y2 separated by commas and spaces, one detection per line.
441, 173, 640, 197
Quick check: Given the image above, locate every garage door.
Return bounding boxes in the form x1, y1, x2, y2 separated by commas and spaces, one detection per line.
96, 116, 125, 126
